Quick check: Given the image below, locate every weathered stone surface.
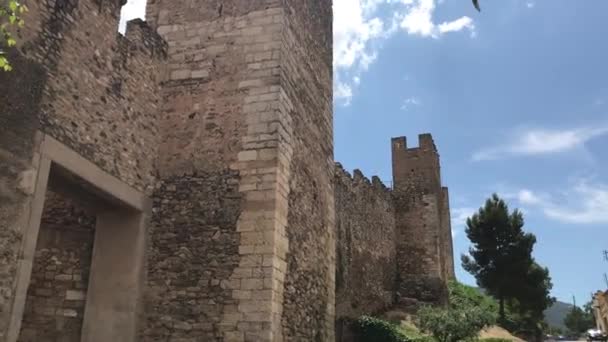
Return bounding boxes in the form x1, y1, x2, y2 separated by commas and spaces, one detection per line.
0, 0, 456, 340
279, 1, 335, 341
392, 134, 453, 308
18, 191, 95, 342
143, 173, 242, 341
0, 2, 166, 337
334, 165, 396, 323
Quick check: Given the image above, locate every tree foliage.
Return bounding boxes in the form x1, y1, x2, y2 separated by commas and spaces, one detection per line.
564, 301, 595, 335
461, 194, 555, 341
0, 0, 27, 71
472, 0, 481, 11
461, 194, 538, 320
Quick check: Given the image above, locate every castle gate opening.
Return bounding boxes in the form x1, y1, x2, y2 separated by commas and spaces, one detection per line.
8, 134, 149, 342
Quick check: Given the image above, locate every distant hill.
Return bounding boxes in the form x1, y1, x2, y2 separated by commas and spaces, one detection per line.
473, 287, 573, 331
544, 300, 574, 331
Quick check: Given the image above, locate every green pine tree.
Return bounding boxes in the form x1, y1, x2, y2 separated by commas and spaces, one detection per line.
461, 194, 537, 321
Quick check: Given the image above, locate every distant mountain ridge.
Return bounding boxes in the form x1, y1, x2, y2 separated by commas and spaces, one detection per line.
544, 300, 574, 331
472, 287, 572, 330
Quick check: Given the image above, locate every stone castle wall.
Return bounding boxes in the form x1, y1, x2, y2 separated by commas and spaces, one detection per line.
280, 0, 335, 340
0, 0, 454, 341
143, 0, 334, 340
334, 165, 396, 324
440, 187, 455, 281
333, 135, 454, 325
0, 0, 166, 339
142, 2, 283, 339
392, 134, 454, 307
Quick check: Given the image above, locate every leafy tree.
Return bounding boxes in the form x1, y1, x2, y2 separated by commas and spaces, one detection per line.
564, 300, 595, 335
516, 263, 555, 319
461, 194, 537, 321
0, 0, 27, 71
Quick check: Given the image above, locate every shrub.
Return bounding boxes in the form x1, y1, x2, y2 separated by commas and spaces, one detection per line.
418, 304, 495, 342
478, 339, 512, 342
399, 321, 436, 342
417, 283, 499, 342
353, 315, 411, 342
448, 281, 498, 315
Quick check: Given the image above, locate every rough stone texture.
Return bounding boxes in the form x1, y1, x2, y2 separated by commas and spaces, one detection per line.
440, 187, 455, 281
0, 0, 166, 338
392, 134, 450, 308
334, 165, 396, 339
25, 0, 166, 194
143, 174, 242, 341
280, 1, 335, 340
17, 191, 95, 342
1, 0, 457, 340
144, 1, 291, 340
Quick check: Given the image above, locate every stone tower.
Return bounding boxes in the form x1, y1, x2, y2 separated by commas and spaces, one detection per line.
392, 134, 454, 306
143, 0, 335, 341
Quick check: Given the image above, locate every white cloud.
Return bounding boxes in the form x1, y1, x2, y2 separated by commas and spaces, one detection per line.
517, 189, 543, 205
472, 123, 608, 161
438, 17, 475, 35
119, 0, 147, 33
399, 0, 436, 37
334, 0, 477, 106
117, 0, 476, 105
335, 81, 354, 106
397, 0, 475, 39
511, 181, 608, 224
333, 0, 387, 105
400, 97, 421, 110
526, 2, 536, 9
451, 207, 476, 237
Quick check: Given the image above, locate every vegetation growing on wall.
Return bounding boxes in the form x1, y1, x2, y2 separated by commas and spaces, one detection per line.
0, 0, 27, 71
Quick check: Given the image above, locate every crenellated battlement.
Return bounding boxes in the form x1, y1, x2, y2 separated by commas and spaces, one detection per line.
122, 19, 168, 60
391, 133, 453, 308
334, 162, 392, 199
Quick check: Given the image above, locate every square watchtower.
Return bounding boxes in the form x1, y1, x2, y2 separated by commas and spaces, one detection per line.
391, 134, 454, 307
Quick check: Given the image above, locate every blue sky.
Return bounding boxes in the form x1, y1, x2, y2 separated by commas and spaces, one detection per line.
332, 0, 608, 304
120, 0, 608, 304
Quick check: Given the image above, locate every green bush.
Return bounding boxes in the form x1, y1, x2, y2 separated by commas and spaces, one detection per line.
353, 316, 411, 342
399, 321, 436, 342
418, 305, 495, 342
478, 339, 512, 342
353, 282, 500, 342
448, 281, 498, 315
416, 282, 498, 342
